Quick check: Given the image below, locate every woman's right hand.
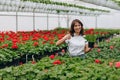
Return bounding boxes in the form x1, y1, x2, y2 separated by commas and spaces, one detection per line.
56, 34, 71, 46
63, 34, 71, 40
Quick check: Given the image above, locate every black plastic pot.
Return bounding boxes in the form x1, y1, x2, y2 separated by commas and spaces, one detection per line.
88, 42, 95, 48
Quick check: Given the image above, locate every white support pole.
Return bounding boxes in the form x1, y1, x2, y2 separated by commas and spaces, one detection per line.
26, 54, 28, 63
95, 16, 98, 29
16, 11, 18, 32
33, 9, 35, 30
47, 13, 49, 30
67, 14, 69, 28
58, 13, 60, 27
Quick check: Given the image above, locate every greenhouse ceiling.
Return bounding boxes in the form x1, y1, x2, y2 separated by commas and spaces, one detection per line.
0, 0, 110, 16
76, 0, 120, 11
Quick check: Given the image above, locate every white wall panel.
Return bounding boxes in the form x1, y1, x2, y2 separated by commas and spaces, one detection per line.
35, 17, 47, 30
0, 12, 120, 32
18, 16, 33, 31
0, 16, 16, 31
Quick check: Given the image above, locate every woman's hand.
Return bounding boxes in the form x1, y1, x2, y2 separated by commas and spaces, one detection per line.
85, 44, 92, 53
56, 34, 71, 46
64, 34, 71, 40
85, 43, 98, 53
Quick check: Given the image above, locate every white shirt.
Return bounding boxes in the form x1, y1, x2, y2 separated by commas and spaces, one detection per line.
65, 34, 88, 56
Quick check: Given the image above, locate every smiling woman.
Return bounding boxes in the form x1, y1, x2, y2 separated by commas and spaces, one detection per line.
56, 19, 92, 58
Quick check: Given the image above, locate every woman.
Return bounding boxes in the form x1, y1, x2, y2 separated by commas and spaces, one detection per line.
56, 19, 91, 58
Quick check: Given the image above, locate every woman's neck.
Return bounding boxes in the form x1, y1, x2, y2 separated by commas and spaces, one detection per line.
74, 32, 80, 36
76, 32, 80, 35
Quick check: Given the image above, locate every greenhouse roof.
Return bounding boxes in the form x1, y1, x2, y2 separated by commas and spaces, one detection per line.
0, 0, 110, 16
77, 0, 120, 11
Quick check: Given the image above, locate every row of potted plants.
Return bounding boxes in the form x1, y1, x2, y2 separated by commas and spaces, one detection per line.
0, 28, 120, 68
0, 29, 67, 67
0, 36, 120, 79
87, 37, 120, 60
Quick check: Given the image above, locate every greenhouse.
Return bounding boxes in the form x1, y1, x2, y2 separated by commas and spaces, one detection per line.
0, 0, 120, 80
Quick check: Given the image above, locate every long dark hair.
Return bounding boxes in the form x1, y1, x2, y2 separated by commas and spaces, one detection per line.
69, 19, 84, 36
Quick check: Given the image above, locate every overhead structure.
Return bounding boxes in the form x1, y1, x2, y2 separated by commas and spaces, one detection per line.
76, 0, 120, 11
0, 0, 110, 16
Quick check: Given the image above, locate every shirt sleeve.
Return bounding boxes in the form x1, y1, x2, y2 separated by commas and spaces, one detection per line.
85, 40, 88, 45
65, 39, 69, 44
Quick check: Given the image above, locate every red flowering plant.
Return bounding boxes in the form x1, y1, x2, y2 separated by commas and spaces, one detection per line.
115, 62, 120, 68
49, 54, 55, 59
53, 60, 61, 65
95, 59, 101, 64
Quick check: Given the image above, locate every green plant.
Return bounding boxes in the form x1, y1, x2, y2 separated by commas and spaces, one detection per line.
84, 28, 97, 42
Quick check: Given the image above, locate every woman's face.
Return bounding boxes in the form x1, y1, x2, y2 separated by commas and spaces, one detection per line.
74, 22, 82, 33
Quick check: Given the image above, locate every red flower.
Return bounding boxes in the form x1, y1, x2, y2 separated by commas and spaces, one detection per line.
115, 62, 120, 68
22, 37, 29, 41
50, 41, 54, 44
110, 46, 114, 49
12, 39, 18, 43
43, 36, 49, 41
42, 41, 46, 44
49, 54, 55, 59
32, 37, 39, 41
1, 44, 8, 48
0, 37, 4, 42
33, 42, 39, 46
53, 60, 61, 65
62, 49, 65, 53
89, 28, 94, 31
32, 61, 36, 64
97, 48, 101, 53
95, 59, 101, 64
57, 34, 65, 39
12, 43, 18, 49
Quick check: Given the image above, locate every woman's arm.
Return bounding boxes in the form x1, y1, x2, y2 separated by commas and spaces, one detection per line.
56, 34, 71, 46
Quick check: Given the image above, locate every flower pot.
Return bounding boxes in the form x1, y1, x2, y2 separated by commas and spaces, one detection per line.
88, 42, 94, 48
98, 37, 103, 42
